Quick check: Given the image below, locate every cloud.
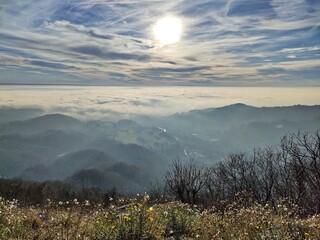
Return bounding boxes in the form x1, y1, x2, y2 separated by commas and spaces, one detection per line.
70, 46, 151, 61
27, 60, 79, 70
225, 0, 275, 17
2, 86, 320, 120
44, 20, 114, 39
259, 67, 287, 75
189, 80, 216, 85
140, 66, 211, 73
130, 99, 162, 107
280, 46, 320, 53
0, 0, 319, 85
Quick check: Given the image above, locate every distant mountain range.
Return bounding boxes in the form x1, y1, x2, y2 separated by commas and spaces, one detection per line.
0, 103, 319, 193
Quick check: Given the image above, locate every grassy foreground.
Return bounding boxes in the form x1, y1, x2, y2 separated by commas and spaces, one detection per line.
1, 196, 319, 240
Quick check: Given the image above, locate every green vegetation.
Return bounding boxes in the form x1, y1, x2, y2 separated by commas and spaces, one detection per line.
0, 196, 319, 240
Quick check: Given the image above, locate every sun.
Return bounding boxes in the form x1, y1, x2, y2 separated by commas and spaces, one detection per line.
153, 16, 183, 45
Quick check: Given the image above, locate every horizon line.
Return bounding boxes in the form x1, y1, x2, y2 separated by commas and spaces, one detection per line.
1, 83, 319, 88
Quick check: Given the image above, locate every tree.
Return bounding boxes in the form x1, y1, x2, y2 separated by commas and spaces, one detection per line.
165, 159, 208, 204
280, 131, 320, 213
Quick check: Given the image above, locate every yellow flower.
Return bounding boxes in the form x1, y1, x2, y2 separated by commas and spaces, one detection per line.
148, 207, 153, 212
148, 216, 153, 222
111, 225, 116, 229
124, 215, 131, 221
304, 232, 310, 237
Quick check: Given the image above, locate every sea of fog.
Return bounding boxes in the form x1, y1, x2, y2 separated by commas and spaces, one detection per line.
0, 86, 319, 120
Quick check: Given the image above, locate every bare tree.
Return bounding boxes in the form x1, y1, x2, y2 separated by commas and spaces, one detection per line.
280, 131, 320, 213
165, 159, 208, 204
206, 153, 258, 203
164, 130, 320, 214
253, 147, 280, 205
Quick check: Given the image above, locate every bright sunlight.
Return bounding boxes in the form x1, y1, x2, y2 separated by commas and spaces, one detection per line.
153, 16, 182, 45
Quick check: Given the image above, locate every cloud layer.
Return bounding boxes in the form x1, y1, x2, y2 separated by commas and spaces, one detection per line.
0, 0, 319, 85
1, 86, 320, 119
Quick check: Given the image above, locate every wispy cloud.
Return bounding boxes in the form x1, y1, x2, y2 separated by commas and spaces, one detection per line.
280, 46, 320, 53
0, 0, 319, 85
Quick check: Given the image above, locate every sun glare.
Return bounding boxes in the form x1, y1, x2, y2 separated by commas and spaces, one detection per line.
153, 16, 182, 45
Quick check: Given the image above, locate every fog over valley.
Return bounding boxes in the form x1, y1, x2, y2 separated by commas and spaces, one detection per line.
1, 86, 319, 194
1, 86, 319, 120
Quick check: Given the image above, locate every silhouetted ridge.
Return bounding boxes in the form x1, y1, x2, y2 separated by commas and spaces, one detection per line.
0, 107, 44, 123
107, 162, 150, 185
0, 113, 82, 135
51, 149, 116, 179
67, 167, 146, 193
217, 103, 255, 110
26, 113, 80, 126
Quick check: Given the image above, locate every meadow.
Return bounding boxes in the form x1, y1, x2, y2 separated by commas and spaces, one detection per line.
1, 130, 320, 239
1, 195, 319, 240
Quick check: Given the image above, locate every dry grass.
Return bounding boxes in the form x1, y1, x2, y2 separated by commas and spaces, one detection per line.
1, 196, 319, 240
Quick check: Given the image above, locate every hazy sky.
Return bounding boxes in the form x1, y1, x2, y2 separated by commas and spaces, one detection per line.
0, 0, 319, 86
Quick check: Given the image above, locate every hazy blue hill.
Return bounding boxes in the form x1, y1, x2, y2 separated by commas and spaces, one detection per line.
221, 117, 320, 151
160, 104, 320, 137
84, 120, 115, 137
25, 130, 87, 150
107, 162, 150, 186
0, 107, 44, 124
116, 119, 143, 130
67, 167, 145, 194
87, 139, 169, 176
0, 105, 319, 194
28, 113, 81, 126
201, 103, 255, 113
100, 118, 180, 155
0, 130, 87, 152
201, 103, 256, 120
0, 113, 82, 135
50, 149, 117, 179
0, 147, 47, 177
137, 104, 320, 163
0, 130, 89, 178
18, 164, 54, 182
191, 104, 320, 124
0, 135, 51, 177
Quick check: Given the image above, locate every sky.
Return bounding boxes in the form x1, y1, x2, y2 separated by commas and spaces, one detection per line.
0, 0, 319, 86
